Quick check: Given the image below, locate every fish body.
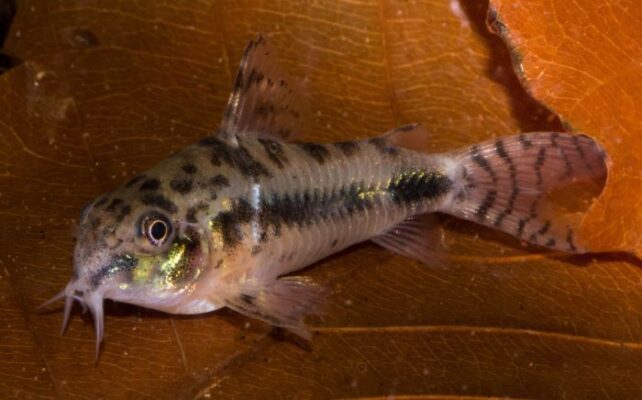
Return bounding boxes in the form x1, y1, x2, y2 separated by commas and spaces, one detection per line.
43, 37, 607, 354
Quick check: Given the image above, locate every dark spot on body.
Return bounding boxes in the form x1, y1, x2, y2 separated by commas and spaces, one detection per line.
211, 198, 253, 248
370, 137, 399, 156
116, 205, 131, 222
331, 239, 338, 247
105, 198, 123, 212
185, 202, 208, 224
210, 174, 230, 188
170, 179, 193, 194
186, 208, 198, 223
259, 138, 288, 168
298, 143, 330, 164
387, 170, 453, 205
89, 217, 102, 230
206, 174, 230, 200
334, 141, 359, 157
182, 163, 197, 174
199, 137, 270, 178
140, 178, 161, 191
251, 245, 262, 255
141, 194, 177, 214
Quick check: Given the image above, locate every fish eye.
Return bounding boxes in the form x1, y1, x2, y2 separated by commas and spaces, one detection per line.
141, 213, 173, 246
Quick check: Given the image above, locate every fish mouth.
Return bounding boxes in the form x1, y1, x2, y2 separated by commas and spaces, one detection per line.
39, 279, 106, 359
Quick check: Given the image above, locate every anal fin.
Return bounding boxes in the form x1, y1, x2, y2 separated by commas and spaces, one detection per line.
372, 214, 449, 268
225, 276, 327, 339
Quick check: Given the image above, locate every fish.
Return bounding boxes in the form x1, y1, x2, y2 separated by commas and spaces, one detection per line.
41, 36, 608, 357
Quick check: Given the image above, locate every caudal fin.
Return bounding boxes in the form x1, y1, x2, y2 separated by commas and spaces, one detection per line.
443, 132, 607, 253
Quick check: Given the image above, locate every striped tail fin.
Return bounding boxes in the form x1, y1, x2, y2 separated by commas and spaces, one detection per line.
443, 132, 607, 253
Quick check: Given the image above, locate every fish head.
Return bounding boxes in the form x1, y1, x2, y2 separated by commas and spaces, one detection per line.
46, 171, 215, 355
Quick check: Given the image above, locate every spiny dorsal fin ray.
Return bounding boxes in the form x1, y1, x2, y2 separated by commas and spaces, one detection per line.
220, 35, 307, 142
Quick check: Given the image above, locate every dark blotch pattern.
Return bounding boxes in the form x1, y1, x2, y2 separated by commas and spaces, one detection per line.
140, 178, 161, 191
206, 174, 230, 200
182, 163, 197, 174
298, 143, 330, 164
369, 137, 398, 156
141, 194, 178, 214
334, 141, 359, 157
116, 205, 131, 223
199, 137, 271, 178
254, 169, 451, 243
211, 198, 253, 248
387, 170, 453, 205
105, 198, 123, 212
259, 138, 288, 168
185, 202, 208, 224
210, 174, 230, 188
170, 179, 193, 194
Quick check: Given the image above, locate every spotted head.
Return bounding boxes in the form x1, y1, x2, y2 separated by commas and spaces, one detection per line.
42, 152, 222, 356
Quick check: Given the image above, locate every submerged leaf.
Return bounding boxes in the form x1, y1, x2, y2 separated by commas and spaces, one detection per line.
489, 0, 642, 256
0, 1, 640, 399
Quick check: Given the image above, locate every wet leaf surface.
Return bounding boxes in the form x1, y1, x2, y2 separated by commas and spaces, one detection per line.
0, 1, 640, 399
488, 0, 642, 256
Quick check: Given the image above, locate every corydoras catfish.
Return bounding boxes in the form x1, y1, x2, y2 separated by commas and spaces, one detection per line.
42, 36, 608, 356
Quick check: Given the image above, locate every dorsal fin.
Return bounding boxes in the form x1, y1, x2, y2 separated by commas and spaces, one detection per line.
219, 36, 306, 142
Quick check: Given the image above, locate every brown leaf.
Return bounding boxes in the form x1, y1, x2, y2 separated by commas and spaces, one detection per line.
488, 0, 642, 256
1, 1, 640, 399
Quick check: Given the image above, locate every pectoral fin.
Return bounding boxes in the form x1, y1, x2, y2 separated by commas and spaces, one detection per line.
224, 276, 327, 339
